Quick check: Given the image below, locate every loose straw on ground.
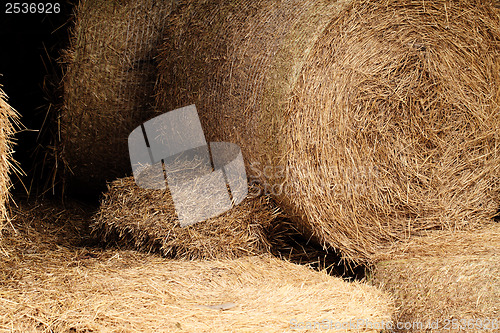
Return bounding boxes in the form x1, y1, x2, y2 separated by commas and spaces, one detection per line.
1, 201, 393, 332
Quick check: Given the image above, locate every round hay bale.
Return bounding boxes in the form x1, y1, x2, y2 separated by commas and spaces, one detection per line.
370, 224, 500, 331
0, 85, 19, 238
92, 176, 280, 259
60, 0, 174, 195
0, 207, 394, 332
156, 0, 500, 263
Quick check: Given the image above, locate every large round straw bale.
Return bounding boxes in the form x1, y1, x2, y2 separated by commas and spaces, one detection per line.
0, 85, 18, 238
60, 0, 174, 195
370, 224, 500, 332
92, 176, 280, 259
0, 205, 394, 332
156, 0, 500, 263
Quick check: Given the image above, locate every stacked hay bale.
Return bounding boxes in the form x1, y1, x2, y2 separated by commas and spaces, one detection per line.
0, 205, 394, 331
0, 86, 18, 238
156, 0, 500, 263
370, 224, 500, 331
61, 0, 302, 260
60, 0, 174, 195
92, 177, 280, 259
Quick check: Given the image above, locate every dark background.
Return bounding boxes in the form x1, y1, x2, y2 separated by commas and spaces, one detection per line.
0, 1, 76, 196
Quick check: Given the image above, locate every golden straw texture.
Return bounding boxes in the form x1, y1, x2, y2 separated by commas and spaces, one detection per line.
370, 224, 500, 332
92, 177, 280, 259
60, 0, 174, 194
0, 202, 393, 332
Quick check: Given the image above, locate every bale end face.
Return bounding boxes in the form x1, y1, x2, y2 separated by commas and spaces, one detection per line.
156, 0, 500, 264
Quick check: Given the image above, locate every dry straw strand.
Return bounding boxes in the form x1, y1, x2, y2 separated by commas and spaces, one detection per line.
156, 0, 500, 263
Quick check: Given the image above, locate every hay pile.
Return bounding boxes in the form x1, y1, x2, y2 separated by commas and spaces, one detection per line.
60, 0, 174, 195
93, 178, 367, 276
370, 224, 500, 332
0, 86, 19, 239
0, 202, 393, 332
92, 176, 280, 259
156, 0, 500, 263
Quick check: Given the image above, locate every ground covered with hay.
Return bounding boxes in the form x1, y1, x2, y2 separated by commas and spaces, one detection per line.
0, 201, 393, 332
93, 177, 366, 277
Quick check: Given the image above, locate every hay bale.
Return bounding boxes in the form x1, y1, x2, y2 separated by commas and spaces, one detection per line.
0, 85, 19, 238
93, 179, 367, 275
60, 0, 174, 195
92, 176, 280, 259
0, 204, 394, 332
370, 224, 500, 332
156, 0, 500, 263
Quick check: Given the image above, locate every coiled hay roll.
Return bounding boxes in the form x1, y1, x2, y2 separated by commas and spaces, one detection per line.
157, 0, 500, 263
0, 86, 18, 238
370, 224, 500, 331
1, 205, 393, 332
60, 0, 173, 195
92, 177, 280, 259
